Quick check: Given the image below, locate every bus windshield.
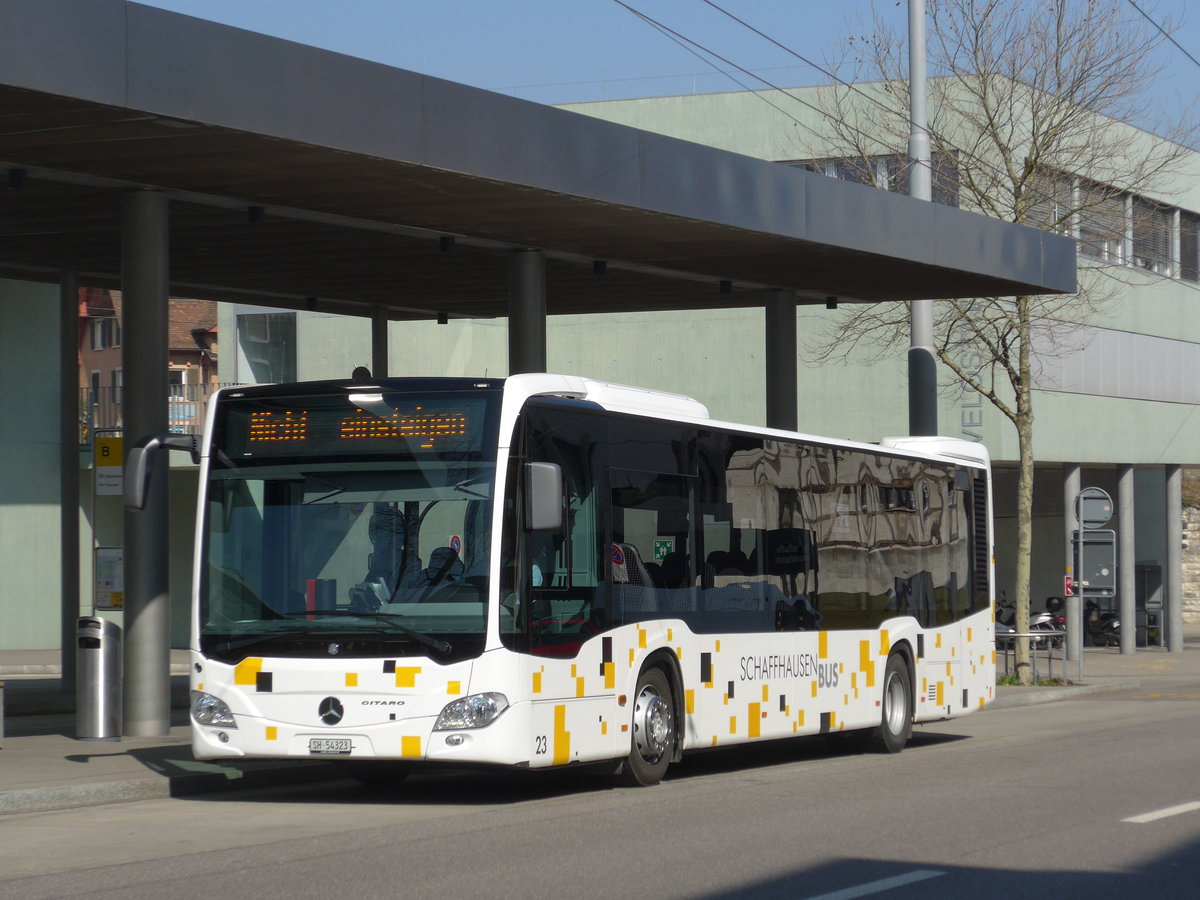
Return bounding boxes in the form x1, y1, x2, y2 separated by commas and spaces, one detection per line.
199, 384, 501, 664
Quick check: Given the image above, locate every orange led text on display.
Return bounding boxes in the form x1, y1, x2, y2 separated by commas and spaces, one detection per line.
247, 407, 469, 449
248, 410, 309, 442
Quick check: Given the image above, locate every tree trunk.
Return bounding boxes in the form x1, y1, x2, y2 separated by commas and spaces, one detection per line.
1014, 299, 1035, 685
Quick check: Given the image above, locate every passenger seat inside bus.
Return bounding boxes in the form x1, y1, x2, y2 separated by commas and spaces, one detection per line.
612, 542, 657, 620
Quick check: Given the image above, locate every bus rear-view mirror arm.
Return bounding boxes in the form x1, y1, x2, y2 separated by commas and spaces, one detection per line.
125, 433, 201, 511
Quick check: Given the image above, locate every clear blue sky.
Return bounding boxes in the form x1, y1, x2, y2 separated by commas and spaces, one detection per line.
138, 0, 1198, 112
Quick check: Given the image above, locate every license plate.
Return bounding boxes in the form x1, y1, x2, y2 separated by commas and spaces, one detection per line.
308, 737, 353, 756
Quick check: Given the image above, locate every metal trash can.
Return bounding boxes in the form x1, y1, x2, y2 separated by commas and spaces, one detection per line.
76, 616, 122, 741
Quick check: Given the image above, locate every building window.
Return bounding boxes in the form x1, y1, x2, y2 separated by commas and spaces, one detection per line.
90, 316, 121, 350
792, 152, 959, 207
1027, 171, 1074, 234
1077, 181, 1126, 264
1180, 211, 1199, 282
1132, 198, 1174, 275
236, 311, 297, 384
882, 153, 960, 208
801, 156, 876, 186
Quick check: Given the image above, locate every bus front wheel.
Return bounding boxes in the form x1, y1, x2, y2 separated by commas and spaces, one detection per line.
870, 653, 913, 753
620, 667, 675, 786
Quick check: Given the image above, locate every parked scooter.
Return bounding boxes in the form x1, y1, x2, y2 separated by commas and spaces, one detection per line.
995, 592, 1049, 647
1085, 599, 1119, 647
1031, 596, 1067, 648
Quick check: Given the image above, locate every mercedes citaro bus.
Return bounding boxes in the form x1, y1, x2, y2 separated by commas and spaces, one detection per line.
127, 373, 995, 786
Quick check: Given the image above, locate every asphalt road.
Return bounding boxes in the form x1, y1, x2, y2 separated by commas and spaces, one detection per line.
2, 682, 1199, 900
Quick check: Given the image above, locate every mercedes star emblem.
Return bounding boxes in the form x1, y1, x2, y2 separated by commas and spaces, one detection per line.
318, 696, 344, 725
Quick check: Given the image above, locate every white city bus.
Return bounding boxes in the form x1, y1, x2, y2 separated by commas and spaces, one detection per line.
142, 373, 994, 786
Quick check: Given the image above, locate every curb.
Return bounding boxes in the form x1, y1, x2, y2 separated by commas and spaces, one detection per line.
0, 760, 344, 816
989, 678, 1141, 709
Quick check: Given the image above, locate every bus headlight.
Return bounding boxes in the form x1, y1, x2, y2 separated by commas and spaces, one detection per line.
191, 690, 237, 728
433, 692, 509, 730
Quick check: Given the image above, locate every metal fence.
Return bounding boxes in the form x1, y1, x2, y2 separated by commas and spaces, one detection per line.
997, 631, 1069, 682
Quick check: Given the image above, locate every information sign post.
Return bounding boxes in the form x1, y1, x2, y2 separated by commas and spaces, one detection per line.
1069, 488, 1113, 668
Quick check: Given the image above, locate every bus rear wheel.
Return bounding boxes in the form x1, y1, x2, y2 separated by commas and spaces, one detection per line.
870, 653, 913, 753
619, 667, 675, 786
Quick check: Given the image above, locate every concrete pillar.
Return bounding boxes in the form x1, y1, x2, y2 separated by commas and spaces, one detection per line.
507, 249, 546, 375
60, 270, 80, 691
1063, 463, 1081, 662
908, 341, 938, 436
121, 190, 171, 736
371, 305, 388, 377
907, 0, 937, 438
1166, 464, 1183, 653
1118, 464, 1136, 655
764, 290, 797, 432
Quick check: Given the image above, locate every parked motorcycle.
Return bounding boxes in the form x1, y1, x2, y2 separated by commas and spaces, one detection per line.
1031, 596, 1067, 648
1085, 599, 1118, 647
995, 592, 1048, 647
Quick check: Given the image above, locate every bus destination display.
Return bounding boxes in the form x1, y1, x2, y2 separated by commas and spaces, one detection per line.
221, 392, 492, 458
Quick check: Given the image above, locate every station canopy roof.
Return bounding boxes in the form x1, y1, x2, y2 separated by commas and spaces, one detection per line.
0, 0, 1075, 322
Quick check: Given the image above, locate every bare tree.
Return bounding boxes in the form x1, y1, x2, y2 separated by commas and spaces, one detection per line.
804, 0, 1196, 683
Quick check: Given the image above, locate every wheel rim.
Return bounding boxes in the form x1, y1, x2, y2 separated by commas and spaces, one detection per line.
632, 683, 672, 764
883, 669, 907, 734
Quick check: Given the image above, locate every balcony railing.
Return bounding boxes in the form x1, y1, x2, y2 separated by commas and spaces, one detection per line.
80, 383, 237, 446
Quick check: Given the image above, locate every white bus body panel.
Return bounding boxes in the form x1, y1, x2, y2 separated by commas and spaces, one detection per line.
193, 607, 994, 764
191, 375, 995, 768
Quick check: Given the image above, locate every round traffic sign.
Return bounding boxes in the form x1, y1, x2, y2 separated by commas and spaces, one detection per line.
1075, 487, 1113, 529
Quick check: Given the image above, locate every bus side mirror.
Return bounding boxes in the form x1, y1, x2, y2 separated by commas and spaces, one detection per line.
124, 433, 201, 511
524, 462, 563, 531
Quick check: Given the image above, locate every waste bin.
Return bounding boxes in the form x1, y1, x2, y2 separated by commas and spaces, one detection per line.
76, 616, 122, 741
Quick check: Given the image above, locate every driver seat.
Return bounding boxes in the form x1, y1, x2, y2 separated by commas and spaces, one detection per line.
422, 547, 464, 586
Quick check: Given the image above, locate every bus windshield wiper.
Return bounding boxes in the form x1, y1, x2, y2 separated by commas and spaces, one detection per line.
453, 476, 489, 499
282, 610, 452, 655
210, 629, 310, 656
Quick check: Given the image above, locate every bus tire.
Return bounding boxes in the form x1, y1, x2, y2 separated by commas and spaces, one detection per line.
870, 653, 913, 754
619, 667, 675, 786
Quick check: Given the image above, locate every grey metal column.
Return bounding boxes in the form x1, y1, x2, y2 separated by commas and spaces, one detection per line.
1063, 463, 1081, 662
907, 0, 937, 437
1166, 464, 1183, 653
765, 290, 797, 431
371, 305, 388, 377
121, 190, 171, 736
60, 269, 80, 692
507, 249, 546, 375
1118, 464, 1136, 656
